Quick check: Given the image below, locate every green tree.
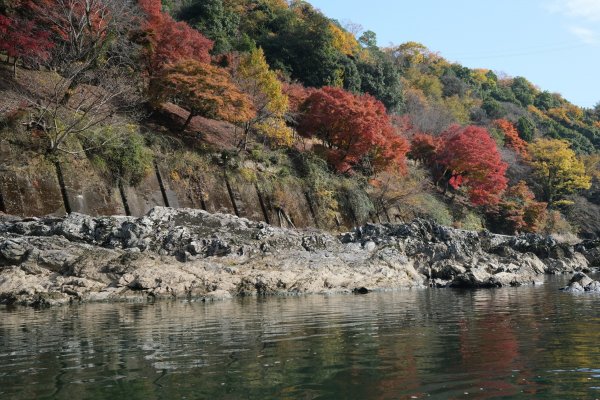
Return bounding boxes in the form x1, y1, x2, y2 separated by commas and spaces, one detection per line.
356, 50, 404, 111
511, 76, 536, 106
534, 91, 560, 111
358, 30, 377, 48
516, 116, 535, 142
482, 98, 506, 119
178, 0, 240, 54
255, 1, 350, 88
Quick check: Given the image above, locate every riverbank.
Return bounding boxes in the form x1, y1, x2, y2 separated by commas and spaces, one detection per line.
0, 207, 595, 306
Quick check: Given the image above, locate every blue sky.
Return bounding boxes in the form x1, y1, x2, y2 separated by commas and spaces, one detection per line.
309, 0, 600, 108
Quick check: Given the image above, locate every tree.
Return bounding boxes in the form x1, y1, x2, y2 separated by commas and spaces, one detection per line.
534, 91, 560, 111
233, 47, 293, 147
151, 59, 255, 132
358, 30, 377, 48
329, 22, 359, 56
388, 41, 431, 70
22, 0, 142, 101
435, 125, 508, 206
177, 0, 240, 54
409, 133, 437, 165
482, 98, 505, 119
528, 138, 591, 207
516, 116, 535, 142
139, 0, 213, 74
0, 13, 54, 75
19, 68, 141, 154
493, 181, 547, 234
493, 119, 528, 157
511, 76, 536, 106
297, 86, 408, 174
356, 49, 404, 112
255, 1, 350, 88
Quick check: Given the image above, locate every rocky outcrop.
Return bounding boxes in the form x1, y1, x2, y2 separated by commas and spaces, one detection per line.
0, 208, 593, 306
561, 272, 600, 293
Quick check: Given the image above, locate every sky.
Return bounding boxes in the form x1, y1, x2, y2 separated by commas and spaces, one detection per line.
309, 0, 600, 108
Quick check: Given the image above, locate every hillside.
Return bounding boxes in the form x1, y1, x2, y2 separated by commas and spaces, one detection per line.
1, 0, 600, 238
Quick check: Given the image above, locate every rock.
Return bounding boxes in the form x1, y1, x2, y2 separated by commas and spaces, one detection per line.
561, 272, 600, 293
204, 289, 233, 300
570, 272, 593, 287
352, 287, 370, 294
563, 281, 585, 292
0, 208, 595, 306
586, 281, 600, 292
0, 239, 29, 263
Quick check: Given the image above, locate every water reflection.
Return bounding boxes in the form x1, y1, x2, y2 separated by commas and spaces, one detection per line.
0, 277, 599, 399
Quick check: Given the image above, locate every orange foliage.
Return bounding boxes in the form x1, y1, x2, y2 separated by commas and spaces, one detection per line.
496, 181, 547, 233
283, 82, 314, 115
409, 133, 438, 165
493, 119, 529, 157
138, 0, 213, 74
152, 60, 255, 130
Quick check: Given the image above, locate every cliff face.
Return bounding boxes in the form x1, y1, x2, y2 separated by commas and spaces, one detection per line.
0, 139, 376, 231
0, 207, 593, 307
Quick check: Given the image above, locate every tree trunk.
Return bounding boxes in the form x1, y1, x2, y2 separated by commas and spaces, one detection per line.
181, 110, 195, 132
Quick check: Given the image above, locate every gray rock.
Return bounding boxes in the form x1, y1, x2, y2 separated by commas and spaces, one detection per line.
0, 207, 594, 306
561, 272, 600, 293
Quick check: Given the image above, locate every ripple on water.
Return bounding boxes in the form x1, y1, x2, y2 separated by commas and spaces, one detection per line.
0, 276, 599, 399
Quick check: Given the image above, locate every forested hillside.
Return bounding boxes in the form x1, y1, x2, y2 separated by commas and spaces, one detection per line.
1, 0, 600, 237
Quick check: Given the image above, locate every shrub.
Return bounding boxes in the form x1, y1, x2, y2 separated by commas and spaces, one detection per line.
87, 127, 153, 186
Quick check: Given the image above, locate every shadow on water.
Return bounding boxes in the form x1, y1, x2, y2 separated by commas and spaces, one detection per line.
0, 275, 599, 399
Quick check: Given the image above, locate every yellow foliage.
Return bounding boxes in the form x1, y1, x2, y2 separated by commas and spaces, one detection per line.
239, 167, 258, 183
582, 153, 600, 181
329, 23, 360, 56
440, 95, 471, 124
236, 47, 294, 148
527, 105, 548, 120
255, 117, 295, 147
405, 68, 443, 100
528, 138, 591, 205
471, 69, 490, 85
547, 105, 584, 123
237, 47, 289, 117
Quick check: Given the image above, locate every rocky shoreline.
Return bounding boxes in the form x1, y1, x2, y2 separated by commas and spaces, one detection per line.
0, 207, 597, 307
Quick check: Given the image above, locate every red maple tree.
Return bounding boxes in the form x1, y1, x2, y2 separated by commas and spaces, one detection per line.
297, 86, 408, 173
0, 13, 54, 71
138, 0, 213, 74
409, 133, 438, 165
436, 125, 508, 206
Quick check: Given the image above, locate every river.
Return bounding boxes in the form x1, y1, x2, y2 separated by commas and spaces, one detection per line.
0, 276, 599, 399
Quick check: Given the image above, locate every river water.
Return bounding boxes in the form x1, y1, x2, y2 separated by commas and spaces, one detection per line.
0, 276, 599, 399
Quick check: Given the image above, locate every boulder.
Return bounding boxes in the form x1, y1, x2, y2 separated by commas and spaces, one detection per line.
561, 272, 600, 293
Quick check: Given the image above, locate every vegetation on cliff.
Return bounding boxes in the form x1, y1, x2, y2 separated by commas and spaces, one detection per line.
1, 0, 600, 237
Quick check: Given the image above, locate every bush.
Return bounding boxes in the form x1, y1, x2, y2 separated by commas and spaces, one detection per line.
87, 127, 153, 186
337, 178, 375, 224
296, 153, 340, 226
458, 211, 484, 231
416, 193, 453, 226
542, 210, 575, 236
